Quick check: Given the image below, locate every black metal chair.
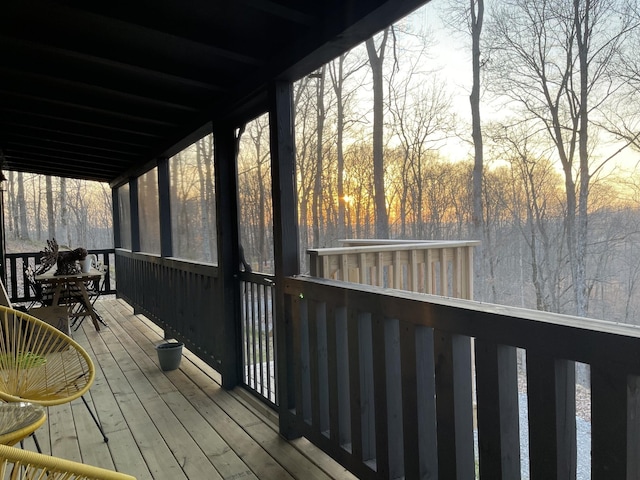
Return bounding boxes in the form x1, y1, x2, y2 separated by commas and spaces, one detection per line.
22, 265, 53, 309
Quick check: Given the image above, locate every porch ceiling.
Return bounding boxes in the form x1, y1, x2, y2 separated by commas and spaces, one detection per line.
0, 0, 429, 186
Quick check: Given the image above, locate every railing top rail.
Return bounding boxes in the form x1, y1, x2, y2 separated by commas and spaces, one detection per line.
285, 275, 640, 372
307, 239, 480, 256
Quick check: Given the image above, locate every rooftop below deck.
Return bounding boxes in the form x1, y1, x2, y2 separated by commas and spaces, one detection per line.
22, 297, 355, 480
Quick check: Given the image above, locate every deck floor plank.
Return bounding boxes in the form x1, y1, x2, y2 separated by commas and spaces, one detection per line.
115, 314, 291, 480
18, 298, 352, 480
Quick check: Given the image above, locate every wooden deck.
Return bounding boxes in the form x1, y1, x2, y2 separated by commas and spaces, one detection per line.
23, 297, 355, 480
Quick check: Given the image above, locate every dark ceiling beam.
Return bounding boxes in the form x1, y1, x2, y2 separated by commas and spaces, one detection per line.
0, 130, 146, 156
3, 162, 114, 183
60, 0, 312, 59
4, 147, 131, 166
2, 136, 140, 160
0, 68, 200, 115
239, 0, 316, 25
0, 36, 228, 96
4, 152, 130, 176
0, 92, 180, 129
0, 108, 170, 140
2, 1, 265, 72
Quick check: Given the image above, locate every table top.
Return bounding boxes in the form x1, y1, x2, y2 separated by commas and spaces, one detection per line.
35, 267, 104, 282
0, 402, 46, 446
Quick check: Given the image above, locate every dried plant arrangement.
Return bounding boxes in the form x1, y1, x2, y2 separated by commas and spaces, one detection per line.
36, 238, 87, 276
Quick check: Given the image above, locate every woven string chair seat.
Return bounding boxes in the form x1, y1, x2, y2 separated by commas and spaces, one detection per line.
0, 306, 93, 406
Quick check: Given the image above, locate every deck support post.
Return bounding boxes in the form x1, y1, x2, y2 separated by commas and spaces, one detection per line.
157, 157, 173, 258
214, 121, 243, 389
269, 80, 301, 439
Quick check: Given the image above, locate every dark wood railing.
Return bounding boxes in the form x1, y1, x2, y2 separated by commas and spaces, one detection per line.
115, 250, 222, 366
281, 275, 640, 480
5, 249, 116, 304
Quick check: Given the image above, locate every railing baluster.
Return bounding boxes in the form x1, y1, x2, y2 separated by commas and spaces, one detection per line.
291, 293, 305, 422
382, 317, 404, 479
242, 281, 250, 387
265, 285, 274, 402
526, 353, 576, 480
326, 303, 339, 443
251, 283, 258, 393
475, 340, 521, 479
399, 322, 420, 479
359, 313, 376, 467
347, 306, 363, 461
415, 325, 439, 478
376, 252, 383, 287
359, 253, 366, 285
591, 366, 640, 479
257, 283, 265, 397
316, 305, 330, 435
300, 299, 311, 424
433, 330, 475, 479
335, 307, 352, 450
409, 249, 418, 292
308, 299, 321, 428
392, 251, 401, 290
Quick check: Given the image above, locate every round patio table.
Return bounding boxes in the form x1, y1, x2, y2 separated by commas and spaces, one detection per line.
0, 402, 46, 446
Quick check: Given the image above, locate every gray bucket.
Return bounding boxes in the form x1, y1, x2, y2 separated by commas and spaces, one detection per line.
156, 342, 183, 371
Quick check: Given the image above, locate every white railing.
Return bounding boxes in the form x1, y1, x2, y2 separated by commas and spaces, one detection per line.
307, 239, 479, 300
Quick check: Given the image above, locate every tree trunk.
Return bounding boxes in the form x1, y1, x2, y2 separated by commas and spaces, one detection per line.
59, 177, 70, 247
203, 136, 217, 263
332, 56, 347, 240
366, 30, 390, 239
17, 172, 29, 240
46, 176, 55, 239
312, 66, 326, 248
196, 140, 210, 262
470, 0, 484, 235
470, 0, 484, 302
574, 0, 590, 317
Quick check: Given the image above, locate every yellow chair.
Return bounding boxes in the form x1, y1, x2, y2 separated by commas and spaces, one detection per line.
0, 443, 136, 479
0, 306, 108, 447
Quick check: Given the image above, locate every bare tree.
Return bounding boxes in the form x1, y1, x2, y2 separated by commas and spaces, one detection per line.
311, 66, 326, 248
486, 0, 635, 316
388, 75, 453, 238
238, 114, 273, 272
46, 176, 55, 240
488, 122, 567, 311
196, 135, 216, 263
470, 0, 485, 236
600, 5, 640, 151
328, 52, 368, 240
366, 28, 391, 239
59, 177, 70, 247
16, 172, 29, 241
